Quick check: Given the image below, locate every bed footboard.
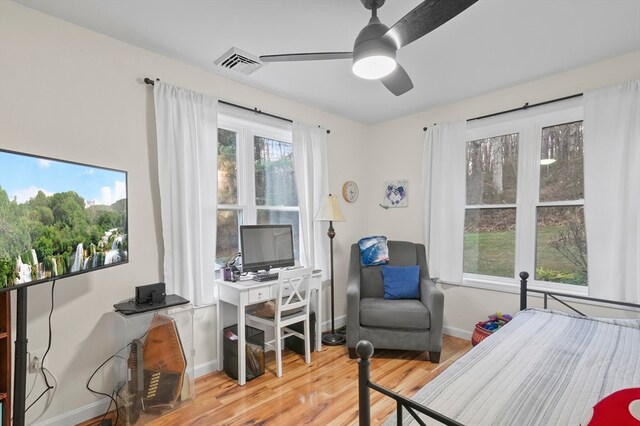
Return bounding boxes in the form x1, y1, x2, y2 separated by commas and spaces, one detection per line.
519, 271, 640, 314
356, 341, 462, 426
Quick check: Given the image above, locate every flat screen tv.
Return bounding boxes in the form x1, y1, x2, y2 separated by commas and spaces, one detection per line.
239, 224, 294, 273
0, 149, 128, 292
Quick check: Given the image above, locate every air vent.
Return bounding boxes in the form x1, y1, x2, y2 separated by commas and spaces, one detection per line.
214, 48, 264, 76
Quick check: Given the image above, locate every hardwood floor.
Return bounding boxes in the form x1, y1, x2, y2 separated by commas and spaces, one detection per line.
79, 335, 471, 426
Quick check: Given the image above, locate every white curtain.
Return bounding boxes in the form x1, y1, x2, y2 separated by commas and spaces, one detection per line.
153, 82, 218, 305
422, 121, 467, 283
292, 122, 330, 279
583, 80, 640, 303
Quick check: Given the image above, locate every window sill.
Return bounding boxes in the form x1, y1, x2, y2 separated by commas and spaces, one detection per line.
439, 278, 639, 313
459, 274, 587, 296
457, 276, 522, 294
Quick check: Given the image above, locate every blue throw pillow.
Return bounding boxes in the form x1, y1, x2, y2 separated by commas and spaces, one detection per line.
358, 236, 389, 266
381, 265, 420, 300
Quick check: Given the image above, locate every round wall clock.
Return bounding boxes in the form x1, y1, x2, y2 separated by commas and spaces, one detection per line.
342, 180, 359, 203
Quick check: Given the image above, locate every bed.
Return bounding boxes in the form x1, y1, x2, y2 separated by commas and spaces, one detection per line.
356, 272, 640, 426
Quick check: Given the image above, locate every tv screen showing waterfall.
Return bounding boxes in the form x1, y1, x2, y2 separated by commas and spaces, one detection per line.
0, 149, 128, 291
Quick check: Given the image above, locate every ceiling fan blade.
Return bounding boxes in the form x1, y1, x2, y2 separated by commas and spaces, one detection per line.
380, 63, 413, 96
383, 0, 478, 49
259, 52, 353, 62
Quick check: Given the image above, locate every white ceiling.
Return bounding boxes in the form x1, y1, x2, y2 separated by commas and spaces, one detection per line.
15, 0, 640, 124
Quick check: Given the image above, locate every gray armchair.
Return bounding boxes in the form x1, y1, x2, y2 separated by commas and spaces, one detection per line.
346, 240, 444, 362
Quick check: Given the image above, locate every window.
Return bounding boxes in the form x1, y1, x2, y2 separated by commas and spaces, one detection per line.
216, 111, 299, 267
536, 121, 586, 285
464, 101, 587, 290
464, 133, 519, 278
217, 127, 242, 265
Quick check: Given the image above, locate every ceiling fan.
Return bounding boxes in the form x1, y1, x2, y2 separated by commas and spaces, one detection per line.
259, 0, 478, 96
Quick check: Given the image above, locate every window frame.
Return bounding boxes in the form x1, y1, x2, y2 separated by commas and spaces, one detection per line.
463, 99, 586, 295
216, 108, 299, 264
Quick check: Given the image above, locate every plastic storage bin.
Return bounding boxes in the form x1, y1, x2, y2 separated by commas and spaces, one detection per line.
114, 304, 194, 426
224, 324, 265, 381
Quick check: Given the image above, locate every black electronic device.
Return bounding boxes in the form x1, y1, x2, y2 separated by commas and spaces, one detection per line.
239, 224, 295, 274
252, 272, 279, 282
114, 294, 189, 316
135, 282, 166, 305
285, 312, 316, 355
0, 149, 130, 426
0, 149, 129, 292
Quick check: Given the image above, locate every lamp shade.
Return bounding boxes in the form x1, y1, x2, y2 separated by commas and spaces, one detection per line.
315, 194, 345, 222
352, 54, 396, 80
351, 15, 397, 80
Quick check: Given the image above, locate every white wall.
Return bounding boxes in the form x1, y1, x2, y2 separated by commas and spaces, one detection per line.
2, 1, 639, 424
365, 51, 640, 338
0, 2, 370, 424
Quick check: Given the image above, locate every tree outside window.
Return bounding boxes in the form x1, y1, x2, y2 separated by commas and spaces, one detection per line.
216, 128, 241, 266
254, 136, 300, 260
464, 107, 587, 289
464, 133, 519, 278
536, 121, 587, 285
216, 117, 299, 269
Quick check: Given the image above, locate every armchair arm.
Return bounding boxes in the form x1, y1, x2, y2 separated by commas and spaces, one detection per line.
420, 278, 444, 352
346, 244, 361, 348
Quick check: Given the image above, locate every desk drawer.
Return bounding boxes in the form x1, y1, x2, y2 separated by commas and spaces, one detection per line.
248, 287, 270, 304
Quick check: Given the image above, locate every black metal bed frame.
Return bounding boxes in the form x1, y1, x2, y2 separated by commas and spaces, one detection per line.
517, 271, 640, 314
356, 339, 463, 426
356, 271, 640, 426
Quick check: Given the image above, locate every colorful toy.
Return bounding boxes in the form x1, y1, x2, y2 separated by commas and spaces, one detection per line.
481, 312, 512, 332
471, 312, 512, 346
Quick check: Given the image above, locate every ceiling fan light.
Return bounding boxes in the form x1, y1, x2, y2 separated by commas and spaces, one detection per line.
352, 55, 396, 79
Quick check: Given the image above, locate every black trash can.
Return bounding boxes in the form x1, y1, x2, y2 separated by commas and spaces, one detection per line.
285, 312, 316, 355
223, 324, 265, 381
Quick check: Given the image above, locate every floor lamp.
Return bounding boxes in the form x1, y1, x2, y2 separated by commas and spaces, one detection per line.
315, 194, 346, 346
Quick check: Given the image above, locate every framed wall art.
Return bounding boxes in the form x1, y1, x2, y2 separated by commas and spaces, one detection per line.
380, 179, 408, 208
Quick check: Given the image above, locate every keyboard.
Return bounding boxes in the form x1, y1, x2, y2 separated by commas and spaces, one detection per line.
252, 272, 279, 282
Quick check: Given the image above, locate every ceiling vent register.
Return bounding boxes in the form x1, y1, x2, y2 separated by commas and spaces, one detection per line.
214, 48, 264, 75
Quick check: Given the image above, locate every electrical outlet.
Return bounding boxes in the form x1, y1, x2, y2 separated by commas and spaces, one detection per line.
28, 348, 47, 374
29, 356, 40, 373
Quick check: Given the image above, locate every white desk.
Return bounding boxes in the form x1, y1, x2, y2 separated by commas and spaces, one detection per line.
216, 270, 323, 385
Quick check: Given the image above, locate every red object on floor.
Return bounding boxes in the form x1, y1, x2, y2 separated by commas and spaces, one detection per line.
583, 388, 640, 425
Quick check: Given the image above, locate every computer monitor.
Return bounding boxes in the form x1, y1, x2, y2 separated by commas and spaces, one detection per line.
239, 224, 295, 273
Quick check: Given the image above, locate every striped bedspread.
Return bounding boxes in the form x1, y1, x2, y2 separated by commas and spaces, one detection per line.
383, 309, 640, 426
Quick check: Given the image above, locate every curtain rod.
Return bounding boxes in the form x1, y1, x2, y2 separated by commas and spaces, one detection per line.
422, 92, 583, 131
144, 78, 330, 134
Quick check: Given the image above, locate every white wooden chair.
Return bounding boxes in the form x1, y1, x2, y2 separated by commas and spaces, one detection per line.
246, 267, 313, 377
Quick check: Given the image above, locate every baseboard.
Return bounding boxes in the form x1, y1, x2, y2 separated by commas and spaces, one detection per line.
443, 325, 472, 340
322, 316, 471, 341
320, 314, 346, 332
321, 317, 471, 341
35, 317, 344, 426
32, 398, 112, 426
194, 359, 218, 378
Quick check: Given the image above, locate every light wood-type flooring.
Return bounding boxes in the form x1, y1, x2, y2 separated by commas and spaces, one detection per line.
80, 335, 472, 426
